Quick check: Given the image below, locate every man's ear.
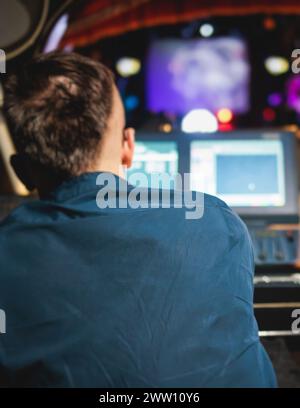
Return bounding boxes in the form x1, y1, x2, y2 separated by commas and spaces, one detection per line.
121, 127, 135, 168
10, 154, 36, 191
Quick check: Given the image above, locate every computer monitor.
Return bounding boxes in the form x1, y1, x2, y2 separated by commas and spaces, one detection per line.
127, 140, 179, 189
188, 131, 298, 221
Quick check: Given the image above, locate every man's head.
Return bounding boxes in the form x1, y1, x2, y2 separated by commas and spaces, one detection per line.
3, 52, 135, 195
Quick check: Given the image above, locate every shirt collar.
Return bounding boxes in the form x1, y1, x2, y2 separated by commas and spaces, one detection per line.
43, 172, 128, 203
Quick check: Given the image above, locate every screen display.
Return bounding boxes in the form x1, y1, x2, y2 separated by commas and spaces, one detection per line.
146, 37, 250, 115
190, 140, 286, 207
127, 141, 179, 189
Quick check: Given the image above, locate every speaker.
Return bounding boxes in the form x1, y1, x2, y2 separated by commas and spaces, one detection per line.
0, 0, 75, 64
0, 0, 50, 60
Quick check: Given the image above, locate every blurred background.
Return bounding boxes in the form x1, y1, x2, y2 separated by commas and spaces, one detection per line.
1, 0, 300, 387
31, 2, 300, 133
2, 0, 300, 192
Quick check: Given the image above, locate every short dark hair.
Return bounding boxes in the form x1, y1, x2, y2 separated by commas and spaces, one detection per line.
3, 52, 114, 177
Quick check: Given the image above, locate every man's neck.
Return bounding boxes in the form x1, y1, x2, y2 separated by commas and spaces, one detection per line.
37, 166, 126, 199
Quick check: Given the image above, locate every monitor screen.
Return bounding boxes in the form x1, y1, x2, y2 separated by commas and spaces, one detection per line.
190, 139, 286, 207
127, 141, 179, 188
146, 37, 250, 115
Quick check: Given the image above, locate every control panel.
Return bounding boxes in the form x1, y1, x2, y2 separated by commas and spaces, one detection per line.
249, 227, 299, 267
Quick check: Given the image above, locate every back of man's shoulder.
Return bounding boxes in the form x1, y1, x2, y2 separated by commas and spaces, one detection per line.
203, 192, 248, 237
135, 189, 251, 265
161, 189, 248, 241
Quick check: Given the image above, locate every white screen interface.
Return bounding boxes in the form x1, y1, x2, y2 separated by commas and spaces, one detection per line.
190, 139, 285, 207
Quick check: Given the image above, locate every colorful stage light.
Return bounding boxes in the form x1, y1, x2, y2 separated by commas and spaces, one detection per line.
125, 95, 139, 111
263, 107, 276, 122
268, 92, 282, 107
181, 109, 218, 133
286, 76, 300, 113
159, 123, 173, 133
199, 24, 214, 38
264, 56, 289, 75
263, 17, 276, 31
219, 123, 234, 132
217, 108, 233, 124
116, 57, 141, 77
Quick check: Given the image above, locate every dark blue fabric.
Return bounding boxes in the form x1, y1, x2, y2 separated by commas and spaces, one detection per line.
0, 173, 276, 387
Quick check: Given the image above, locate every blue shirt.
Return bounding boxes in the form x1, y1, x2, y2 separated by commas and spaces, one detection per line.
0, 172, 276, 387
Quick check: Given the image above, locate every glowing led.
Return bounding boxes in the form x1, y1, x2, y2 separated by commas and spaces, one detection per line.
116, 57, 141, 77
263, 107, 276, 122
199, 24, 214, 38
217, 108, 233, 124
181, 109, 218, 133
159, 123, 173, 133
264, 56, 289, 75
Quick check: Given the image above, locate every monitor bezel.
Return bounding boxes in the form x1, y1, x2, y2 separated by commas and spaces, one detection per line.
135, 130, 299, 223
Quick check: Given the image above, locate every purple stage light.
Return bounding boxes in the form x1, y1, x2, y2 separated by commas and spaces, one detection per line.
287, 75, 300, 114
146, 37, 250, 115
268, 92, 282, 107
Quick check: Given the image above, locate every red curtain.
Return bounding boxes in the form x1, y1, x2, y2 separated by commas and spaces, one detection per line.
61, 0, 300, 48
